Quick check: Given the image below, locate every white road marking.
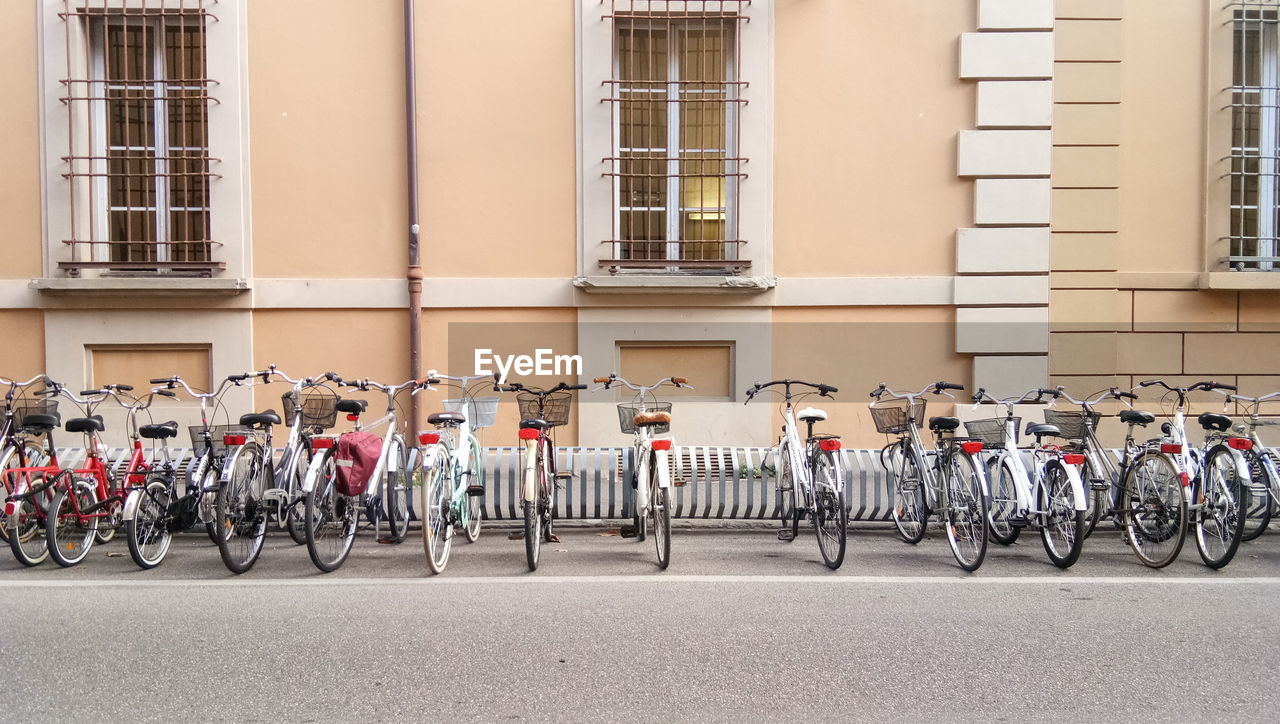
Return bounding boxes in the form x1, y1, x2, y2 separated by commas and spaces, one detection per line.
0, 575, 1278, 588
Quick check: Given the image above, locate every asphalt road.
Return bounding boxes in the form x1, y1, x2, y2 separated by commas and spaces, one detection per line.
1, 522, 1278, 722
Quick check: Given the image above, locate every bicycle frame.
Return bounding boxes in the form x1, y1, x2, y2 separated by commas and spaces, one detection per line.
420, 374, 489, 530
1140, 380, 1252, 512
976, 392, 1086, 517
594, 374, 688, 518
1228, 392, 1280, 504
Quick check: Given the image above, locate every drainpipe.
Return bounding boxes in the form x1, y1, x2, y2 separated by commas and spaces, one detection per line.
404, 0, 423, 434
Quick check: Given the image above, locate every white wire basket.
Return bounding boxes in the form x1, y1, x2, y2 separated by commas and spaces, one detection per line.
443, 397, 499, 429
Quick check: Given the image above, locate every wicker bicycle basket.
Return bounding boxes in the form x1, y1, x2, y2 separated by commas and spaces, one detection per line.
964, 417, 1019, 447
517, 392, 572, 427
443, 397, 499, 429
1043, 410, 1100, 441
6, 399, 59, 430
189, 424, 252, 456
282, 391, 338, 429
617, 401, 672, 435
870, 399, 926, 435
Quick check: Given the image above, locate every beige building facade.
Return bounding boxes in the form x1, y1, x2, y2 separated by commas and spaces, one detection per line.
1, 0, 1277, 449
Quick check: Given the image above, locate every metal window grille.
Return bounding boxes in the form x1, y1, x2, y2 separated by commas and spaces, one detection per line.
601, 0, 749, 275
59, 0, 222, 277
1228, 2, 1280, 271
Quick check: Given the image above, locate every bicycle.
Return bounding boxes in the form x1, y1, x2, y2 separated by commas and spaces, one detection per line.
420, 374, 495, 575
593, 373, 691, 570
871, 381, 989, 571
215, 366, 339, 574
2, 377, 64, 565
969, 388, 1088, 569
302, 373, 417, 573
0, 375, 58, 543
494, 379, 584, 572
1220, 390, 1280, 541
43, 382, 149, 567
748, 379, 847, 570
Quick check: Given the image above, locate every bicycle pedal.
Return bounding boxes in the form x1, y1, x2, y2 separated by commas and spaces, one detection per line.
619, 525, 640, 538
375, 537, 401, 545
507, 531, 525, 541
777, 529, 795, 542
1009, 515, 1030, 528
553, 472, 573, 481
1089, 481, 1109, 491
465, 485, 486, 497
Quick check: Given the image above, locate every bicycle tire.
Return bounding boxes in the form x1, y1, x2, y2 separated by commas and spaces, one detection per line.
1038, 461, 1084, 569
986, 456, 1020, 545
777, 445, 800, 541
384, 437, 410, 543
285, 448, 309, 546
215, 442, 267, 574
1194, 446, 1247, 569
1120, 452, 1186, 568
422, 449, 453, 574
463, 436, 483, 543
943, 451, 988, 572
1240, 449, 1272, 542
651, 457, 671, 570
812, 451, 847, 570
305, 448, 356, 573
0, 442, 36, 544
523, 499, 541, 571
1080, 454, 1108, 540
190, 455, 223, 545
8, 473, 53, 566
890, 441, 927, 544
126, 477, 173, 569
47, 479, 99, 567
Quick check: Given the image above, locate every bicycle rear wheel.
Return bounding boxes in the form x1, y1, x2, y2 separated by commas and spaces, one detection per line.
813, 451, 847, 570
215, 443, 267, 574
383, 437, 410, 543
0, 442, 40, 543
944, 451, 988, 572
46, 478, 99, 567
1120, 452, 1186, 568
651, 463, 671, 570
126, 478, 173, 569
1080, 455, 1107, 540
889, 442, 927, 544
8, 473, 53, 566
986, 457, 1020, 545
463, 437, 483, 543
422, 453, 453, 575
305, 448, 356, 573
1194, 446, 1246, 569
1039, 461, 1084, 569
1240, 450, 1272, 542
285, 448, 309, 546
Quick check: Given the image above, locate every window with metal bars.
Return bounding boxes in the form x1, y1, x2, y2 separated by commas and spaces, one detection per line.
603, 1, 748, 274
1230, 3, 1280, 271
60, 1, 219, 276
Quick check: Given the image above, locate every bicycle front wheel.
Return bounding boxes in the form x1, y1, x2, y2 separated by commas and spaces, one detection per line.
1239, 450, 1272, 542
8, 473, 53, 566
1194, 446, 1247, 569
126, 478, 173, 569
305, 448, 356, 573
777, 447, 800, 540
523, 499, 542, 571
421, 453, 453, 575
651, 462, 671, 570
47, 478, 99, 567
215, 443, 267, 574
383, 437, 410, 543
889, 442, 927, 544
1039, 461, 1084, 569
1120, 452, 1186, 568
944, 451, 988, 572
812, 451, 847, 570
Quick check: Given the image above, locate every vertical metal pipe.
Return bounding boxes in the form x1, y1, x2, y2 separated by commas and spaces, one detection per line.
404, 0, 423, 434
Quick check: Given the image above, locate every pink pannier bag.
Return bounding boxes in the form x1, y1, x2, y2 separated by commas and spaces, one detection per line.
334, 431, 381, 497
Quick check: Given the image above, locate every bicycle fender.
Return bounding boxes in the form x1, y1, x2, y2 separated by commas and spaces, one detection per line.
4, 480, 28, 517
653, 448, 671, 489
121, 486, 144, 522
300, 449, 329, 495
1223, 445, 1254, 486
419, 443, 443, 472
1058, 460, 1087, 511
220, 445, 246, 484
522, 439, 539, 502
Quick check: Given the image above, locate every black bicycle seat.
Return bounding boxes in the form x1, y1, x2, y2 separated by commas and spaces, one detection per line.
65, 416, 105, 434
1025, 422, 1061, 438
519, 418, 552, 431
1119, 410, 1155, 426
928, 416, 960, 432
239, 410, 281, 428
139, 421, 179, 440
336, 399, 367, 415
428, 411, 466, 426
1197, 412, 1231, 433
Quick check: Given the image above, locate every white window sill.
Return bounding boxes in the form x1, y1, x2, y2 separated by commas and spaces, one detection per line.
31, 277, 250, 296
573, 275, 776, 294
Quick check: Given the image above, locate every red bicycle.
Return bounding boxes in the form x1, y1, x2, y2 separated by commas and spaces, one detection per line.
2, 376, 64, 566
43, 382, 152, 567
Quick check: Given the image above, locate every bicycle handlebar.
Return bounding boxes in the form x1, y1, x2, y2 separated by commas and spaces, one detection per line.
869, 381, 962, 402
0, 375, 50, 389
594, 374, 693, 393
496, 381, 586, 395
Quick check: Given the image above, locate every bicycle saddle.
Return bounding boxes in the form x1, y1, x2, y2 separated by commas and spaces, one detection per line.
797, 407, 827, 423
21, 413, 60, 431
335, 399, 367, 415
139, 421, 179, 440
239, 410, 281, 428
428, 411, 466, 426
1119, 410, 1155, 426
1025, 422, 1061, 438
633, 410, 672, 427
928, 416, 960, 432
65, 416, 104, 434
1197, 412, 1232, 432
519, 418, 552, 430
